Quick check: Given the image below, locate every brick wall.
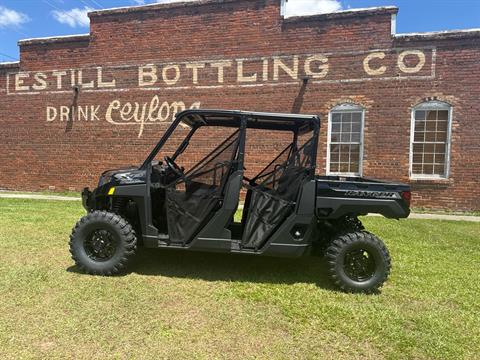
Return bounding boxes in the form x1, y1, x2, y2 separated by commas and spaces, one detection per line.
0, 0, 479, 211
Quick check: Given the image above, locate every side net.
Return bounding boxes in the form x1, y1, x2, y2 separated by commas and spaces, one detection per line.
165, 130, 240, 244
241, 137, 315, 249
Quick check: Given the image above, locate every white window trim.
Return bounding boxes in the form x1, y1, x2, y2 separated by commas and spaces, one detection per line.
326, 104, 365, 177
409, 101, 453, 180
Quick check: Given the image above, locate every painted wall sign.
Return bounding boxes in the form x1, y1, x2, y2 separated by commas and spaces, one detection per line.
45, 95, 201, 137
1, 47, 434, 137
5, 48, 435, 95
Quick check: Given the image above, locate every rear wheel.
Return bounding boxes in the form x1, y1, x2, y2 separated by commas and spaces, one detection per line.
326, 231, 391, 293
70, 211, 137, 275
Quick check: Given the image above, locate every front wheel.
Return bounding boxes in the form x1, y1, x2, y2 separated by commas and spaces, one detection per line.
69, 211, 137, 275
325, 231, 391, 293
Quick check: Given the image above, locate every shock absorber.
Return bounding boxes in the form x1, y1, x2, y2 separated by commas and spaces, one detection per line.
111, 197, 127, 215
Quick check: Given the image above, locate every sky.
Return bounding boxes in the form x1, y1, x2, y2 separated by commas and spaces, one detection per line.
1, 0, 479, 62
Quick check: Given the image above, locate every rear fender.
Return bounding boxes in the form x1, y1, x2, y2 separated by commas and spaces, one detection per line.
316, 196, 410, 219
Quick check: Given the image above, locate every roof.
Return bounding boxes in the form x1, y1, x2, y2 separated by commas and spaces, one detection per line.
88, 0, 239, 17
18, 34, 90, 46
176, 109, 320, 133
284, 6, 397, 22
395, 28, 480, 42
89, 1, 398, 19
0, 61, 20, 69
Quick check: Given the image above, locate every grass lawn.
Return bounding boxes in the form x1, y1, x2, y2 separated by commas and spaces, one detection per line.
0, 199, 478, 359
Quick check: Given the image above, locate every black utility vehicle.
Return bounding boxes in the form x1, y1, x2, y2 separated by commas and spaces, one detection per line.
71, 110, 411, 293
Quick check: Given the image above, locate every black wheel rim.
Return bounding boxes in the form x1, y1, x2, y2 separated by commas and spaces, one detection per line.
84, 229, 118, 262
343, 248, 376, 282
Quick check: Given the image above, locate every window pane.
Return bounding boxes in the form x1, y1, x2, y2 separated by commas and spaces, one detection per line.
330, 147, 340, 162
435, 131, 447, 142
434, 165, 445, 176
415, 120, 425, 132
425, 132, 436, 142
350, 161, 359, 173
437, 110, 448, 120
352, 112, 362, 122
413, 143, 424, 153
415, 110, 426, 120
340, 144, 350, 152
352, 121, 361, 133
351, 132, 361, 143
341, 121, 351, 132
412, 152, 423, 163
412, 164, 422, 173
340, 163, 350, 172
437, 121, 448, 132
425, 121, 436, 131
423, 164, 434, 174
435, 144, 446, 154
414, 131, 425, 142
332, 113, 341, 122
424, 143, 435, 153
424, 153, 434, 163
435, 153, 445, 163
342, 112, 352, 122
426, 110, 437, 120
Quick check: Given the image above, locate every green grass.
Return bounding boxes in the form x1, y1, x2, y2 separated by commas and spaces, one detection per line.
0, 199, 479, 359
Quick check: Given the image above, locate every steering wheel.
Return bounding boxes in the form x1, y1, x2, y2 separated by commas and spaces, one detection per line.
164, 156, 184, 178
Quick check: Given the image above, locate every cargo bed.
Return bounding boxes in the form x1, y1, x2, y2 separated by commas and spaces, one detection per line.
315, 176, 411, 219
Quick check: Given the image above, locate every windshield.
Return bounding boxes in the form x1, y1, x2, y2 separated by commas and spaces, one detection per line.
143, 111, 318, 170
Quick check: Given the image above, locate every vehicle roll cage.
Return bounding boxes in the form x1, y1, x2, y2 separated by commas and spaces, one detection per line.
141, 109, 321, 171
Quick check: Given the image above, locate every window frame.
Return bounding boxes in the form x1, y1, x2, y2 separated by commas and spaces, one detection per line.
409, 101, 453, 180
326, 103, 365, 177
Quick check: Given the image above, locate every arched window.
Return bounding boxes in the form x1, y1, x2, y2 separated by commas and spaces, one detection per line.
410, 101, 452, 178
327, 104, 365, 176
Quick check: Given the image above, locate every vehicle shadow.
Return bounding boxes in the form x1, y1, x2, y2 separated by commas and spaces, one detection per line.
67, 248, 337, 290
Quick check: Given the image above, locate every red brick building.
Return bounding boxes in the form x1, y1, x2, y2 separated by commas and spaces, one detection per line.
0, 0, 479, 211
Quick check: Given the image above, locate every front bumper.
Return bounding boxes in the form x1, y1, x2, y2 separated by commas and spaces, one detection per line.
81, 187, 92, 211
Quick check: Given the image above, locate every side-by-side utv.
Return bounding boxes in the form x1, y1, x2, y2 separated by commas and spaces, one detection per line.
71, 110, 411, 293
